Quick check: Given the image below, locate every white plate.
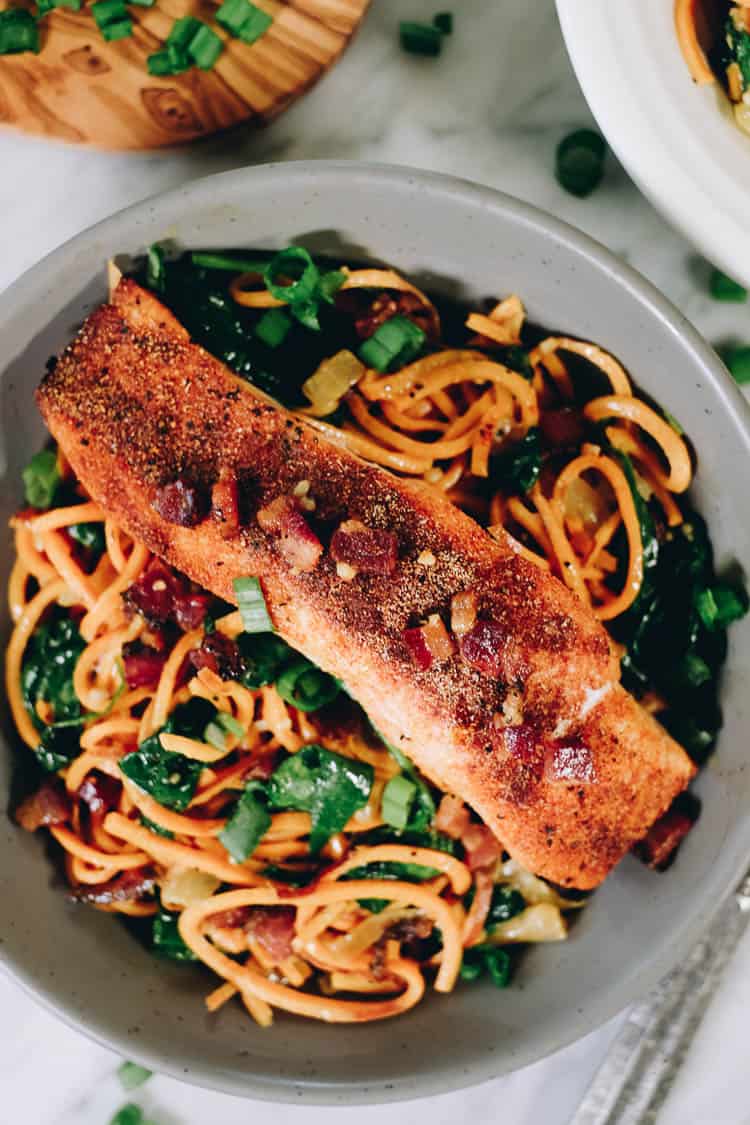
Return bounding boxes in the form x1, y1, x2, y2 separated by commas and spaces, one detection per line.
557, 0, 750, 285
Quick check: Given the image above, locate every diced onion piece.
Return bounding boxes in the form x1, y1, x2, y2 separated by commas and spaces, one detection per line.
161, 867, 221, 907
450, 591, 477, 637
487, 902, 567, 944
301, 350, 365, 416
421, 614, 455, 662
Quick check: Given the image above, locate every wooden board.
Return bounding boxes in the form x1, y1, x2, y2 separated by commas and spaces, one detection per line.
0, 0, 370, 148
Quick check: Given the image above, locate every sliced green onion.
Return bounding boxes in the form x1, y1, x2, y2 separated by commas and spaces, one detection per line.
92, 0, 127, 29
696, 584, 749, 629
216, 710, 244, 738
219, 783, 271, 862
190, 251, 267, 272
399, 21, 443, 56
0, 9, 40, 54
459, 957, 483, 982
216, 0, 271, 43
147, 47, 188, 75
117, 1061, 152, 1092
216, 0, 250, 34
555, 129, 607, 198
723, 344, 750, 384
710, 268, 747, 302
146, 244, 166, 291
433, 11, 453, 34
234, 576, 274, 633
381, 774, 417, 830
263, 246, 320, 307
276, 659, 341, 712
203, 721, 227, 752
484, 946, 511, 988
290, 299, 321, 332
128, 0, 155, 6
166, 15, 203, 48
101, 18, 133, 41
255, 308, 292, 348
22, 448, 61, 509
358, 315, 426, 372
37, 0, 83, 15
188, 23, 223, 70
110, 1106, 143, 1125
236, 4, 272, 44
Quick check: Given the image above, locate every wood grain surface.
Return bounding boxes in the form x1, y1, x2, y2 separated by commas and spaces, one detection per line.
0, 0, 370, 148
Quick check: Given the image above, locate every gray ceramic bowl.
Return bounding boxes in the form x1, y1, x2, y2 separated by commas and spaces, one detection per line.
1, 162, 749, 1105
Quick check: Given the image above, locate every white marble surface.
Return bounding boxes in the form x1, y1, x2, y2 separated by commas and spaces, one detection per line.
1, 1, 749, 1122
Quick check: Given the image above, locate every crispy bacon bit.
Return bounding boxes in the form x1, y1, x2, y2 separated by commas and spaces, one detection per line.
539, 407, 585, 449
421, 614, 455, 662
403, 626, 433, 671
77, 773, 120, 819
257, 495, 322, 573
460, 618, 506, 677
462, 823, 503, 872
330, 519, 399, 576
633, 798, 698, 871
173, 592, 211, 632
72, 867, 156, 905
190, 632, 243, 681
152, 478, 208, 527
124, 559, 211, 633
434, 794, 471, 839
211, 474, 240, 538
353, 291, 434, 341
15, 780, 71, 832
209, 905, 253, 929
122, 641, 168, 688
450, 591, 477, 637
504, 723, 540, 764
545, 739, 596, 784
246, 906, 296, 962
385, 914, 435, 961
462, 868, 494, 945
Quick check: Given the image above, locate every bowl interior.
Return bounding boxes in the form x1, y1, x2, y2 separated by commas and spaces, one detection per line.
1, 163, 749, 1104
557, 1, 750, 287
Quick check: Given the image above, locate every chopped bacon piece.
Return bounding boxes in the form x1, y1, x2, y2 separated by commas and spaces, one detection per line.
211, 474, 240, 538
173, 592, 211, 632
462, 868, 494, 946
462, 823, 503, 872
152, 478, 209, 527
352, 291, 434, 341
257, 495, 322, 573
209, 906, 253, 930
15, 780, 71, 832
77, 773, 120, 819
539, 407, 585, 449
460, 619, 506, 677
72, 867, 156, 905
545, 739, 596, 784
421, 614, 455, 662
403, 626, 433, 671
633, 799, 698, 871
330, 519, 399, 576
124, 558, 178, 622
246, 906, 296, 962
190, 632, 243, 681
122, 641, 168, 688
434, 793, 471, 839
504, 723, 540, 763
450, 591, 477, 637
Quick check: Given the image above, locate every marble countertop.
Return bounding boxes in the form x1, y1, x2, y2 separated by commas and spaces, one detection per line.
1, 1, 749, 1122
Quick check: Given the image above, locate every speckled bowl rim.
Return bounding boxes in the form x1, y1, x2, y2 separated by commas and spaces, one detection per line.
0, 161, 749, 1104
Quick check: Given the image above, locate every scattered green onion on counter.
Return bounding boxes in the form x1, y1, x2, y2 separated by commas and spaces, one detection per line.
555, 129, 607, 198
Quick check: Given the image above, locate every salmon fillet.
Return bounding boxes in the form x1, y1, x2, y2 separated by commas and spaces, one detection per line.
36, 279, 696, 889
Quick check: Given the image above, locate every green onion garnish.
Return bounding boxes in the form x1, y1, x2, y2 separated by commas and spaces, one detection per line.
0, 9, 40, 54
101, 18, 133, 41
696, 583, 749, 629
399, 20, 443, 56
380, 774, 417, 830
723, 344, 750, 384
263, 245, 320, 307
166, 14, 203, 49
234, 576, 274, 633
147, 48, 182, 75
117, 1061, 153, 1092
190, 251, 267, 272
317, 269, 346, 304
128, 0, 155, 6
433, 11, 453, 34
216, 0, 271, 43
255, 308, 292, 348
91, 0, 128, 32
188, 23, 223, 69
219, 783, 271, 861
555, 129, 607, 198
275, 660, 341, 712
710, 268, 747, 302
37, 0, 82, 15
109, 1106, 144, 1125
217, 710, 245, 738
358, 315, 426, 372
146, 244, 166, 291
203, 721, 228, 751
22, 448, 61, 510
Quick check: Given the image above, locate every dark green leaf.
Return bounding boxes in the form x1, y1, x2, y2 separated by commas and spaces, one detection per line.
267, 745, 373, 852
236, 631, 293, 688
68, 521, 106, 555
486, 885, 525, 929
22, 449, 61, 509
460, 944, 512, 988
490, 427, 541, 494
120, 698, 215, 810
218, 782, 271, 861
152, 906, 197, 961
275, 659, 340, 712
343, 860, 440, 882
